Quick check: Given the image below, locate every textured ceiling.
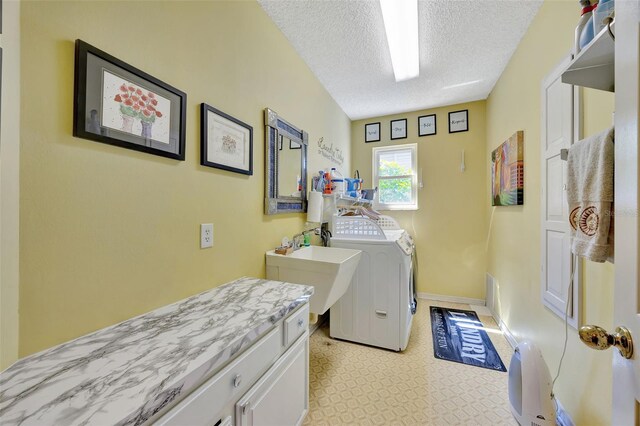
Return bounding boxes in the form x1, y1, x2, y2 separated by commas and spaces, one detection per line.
258, 0, 543, 120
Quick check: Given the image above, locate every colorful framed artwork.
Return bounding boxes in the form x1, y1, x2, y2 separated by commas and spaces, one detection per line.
448, 109, 469, 133
201, 103, 253, 175
365, 122, 381, 143
418, 114, 436, 136
73, 40, 186, 160
491, 131, 524, 206
390, 118, 407, 140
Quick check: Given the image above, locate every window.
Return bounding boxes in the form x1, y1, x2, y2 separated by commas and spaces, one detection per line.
372, 143, 418, 210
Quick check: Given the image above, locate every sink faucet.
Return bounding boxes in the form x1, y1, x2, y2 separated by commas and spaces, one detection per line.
292, 232, 305, 250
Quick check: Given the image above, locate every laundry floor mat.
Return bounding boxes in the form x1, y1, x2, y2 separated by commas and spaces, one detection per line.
429, 306, 507, 372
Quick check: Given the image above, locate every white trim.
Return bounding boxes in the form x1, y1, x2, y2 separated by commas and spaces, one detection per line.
417, 292, 484, 306
489, 308, 518, 350
372, 143, 418, 210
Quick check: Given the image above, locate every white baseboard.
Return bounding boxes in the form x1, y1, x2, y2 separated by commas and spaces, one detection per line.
418, 292, 485, 306
491, 309, 518, 350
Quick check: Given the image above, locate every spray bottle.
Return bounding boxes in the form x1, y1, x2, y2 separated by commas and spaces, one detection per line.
323, 169, 332, 194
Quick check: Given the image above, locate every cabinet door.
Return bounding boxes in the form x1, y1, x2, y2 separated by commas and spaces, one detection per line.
540, 55, 582, 328
235, 333, 309, 426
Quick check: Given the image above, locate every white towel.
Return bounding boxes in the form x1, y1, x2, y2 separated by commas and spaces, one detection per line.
566, 127, 614, 263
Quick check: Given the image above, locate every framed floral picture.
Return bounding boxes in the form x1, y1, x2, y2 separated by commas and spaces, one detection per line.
73, 40, 186, 160
201, 103, 253, 175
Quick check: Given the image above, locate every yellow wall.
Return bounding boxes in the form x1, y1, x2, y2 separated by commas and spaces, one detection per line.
1, 0, 21, 370
486, 1, 614, 423
19, 0, 350, 357
351, 101, 487, 299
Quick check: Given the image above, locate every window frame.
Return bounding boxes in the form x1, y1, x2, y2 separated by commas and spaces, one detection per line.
372, 143, 418, 211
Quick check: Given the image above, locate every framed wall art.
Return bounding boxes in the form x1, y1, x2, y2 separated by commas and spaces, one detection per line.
289, 140, 301, 150
201, 103, 253, 175
491, 131, 524, 206
73, 40, 186, 160
448, 109, 469, 133
418, 114, 436, 136
365, 122, 381, 143
390, 118, 407, 140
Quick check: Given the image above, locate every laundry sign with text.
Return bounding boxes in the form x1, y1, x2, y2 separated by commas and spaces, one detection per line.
317, 137, 344, 165
430, 306, 506, 372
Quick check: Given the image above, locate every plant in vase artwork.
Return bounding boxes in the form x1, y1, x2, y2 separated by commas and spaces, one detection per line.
100, 70, 171, 144
113, 85, 163, 138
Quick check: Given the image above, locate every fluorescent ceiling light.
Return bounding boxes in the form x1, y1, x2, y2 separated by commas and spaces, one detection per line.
380, 0, 419, 82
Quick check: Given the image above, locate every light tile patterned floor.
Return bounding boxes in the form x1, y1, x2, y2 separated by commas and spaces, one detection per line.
304, 300, 518, 426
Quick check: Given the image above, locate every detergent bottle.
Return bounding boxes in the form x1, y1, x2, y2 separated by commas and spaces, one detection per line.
576, 0, 597, 54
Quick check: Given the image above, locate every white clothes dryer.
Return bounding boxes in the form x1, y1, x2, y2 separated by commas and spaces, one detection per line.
329, 215, 416, 351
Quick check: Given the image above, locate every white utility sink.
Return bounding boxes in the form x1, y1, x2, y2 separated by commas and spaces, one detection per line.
266, 246, 362, 315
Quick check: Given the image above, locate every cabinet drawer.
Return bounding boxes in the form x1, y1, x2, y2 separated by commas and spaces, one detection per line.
284, 304, 309, 348
155, 326, 281, 426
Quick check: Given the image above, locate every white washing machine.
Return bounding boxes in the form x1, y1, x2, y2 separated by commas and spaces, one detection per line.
329, 215, 416, 351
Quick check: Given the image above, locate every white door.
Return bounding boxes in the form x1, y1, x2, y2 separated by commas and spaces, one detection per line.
540, 57, 581, 328
612, 1, 640, 423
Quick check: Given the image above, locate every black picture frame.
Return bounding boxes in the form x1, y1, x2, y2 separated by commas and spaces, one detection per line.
448, 109, 469, 133
73, 40, 186, 160
279, 135, 283, 151
390, 118, 407, 140
201, 103, 253, 175
418, 114, 436, 137
365, 122, 381, 143
289, 140, 301, 150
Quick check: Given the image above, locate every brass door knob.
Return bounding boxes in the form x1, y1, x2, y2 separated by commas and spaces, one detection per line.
579, 325, 634, 359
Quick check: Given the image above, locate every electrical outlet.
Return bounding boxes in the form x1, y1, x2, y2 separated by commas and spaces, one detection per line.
200, 223, 214, 249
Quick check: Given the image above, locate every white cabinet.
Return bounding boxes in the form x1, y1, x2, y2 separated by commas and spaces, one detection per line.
235, 334, 309, 426
155, 303, 309, 426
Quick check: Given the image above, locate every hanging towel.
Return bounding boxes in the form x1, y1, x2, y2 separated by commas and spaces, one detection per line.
566, 127, 614, 263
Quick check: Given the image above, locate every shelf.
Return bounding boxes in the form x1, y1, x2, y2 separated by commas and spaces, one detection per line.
322, 193, 372, 206
561, 20, 615, 92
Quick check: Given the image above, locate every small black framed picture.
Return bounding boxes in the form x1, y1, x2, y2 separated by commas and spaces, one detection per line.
201, 103, 253, 175
365, 122, 381, 143
289, 140, 301, 150
73, 39, 187, 160
448, 109, 469, 133
390, 119, 407, 140
418, 114, 436, 137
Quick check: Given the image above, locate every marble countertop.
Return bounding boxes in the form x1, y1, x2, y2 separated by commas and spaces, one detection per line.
0, 277, 313, 425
